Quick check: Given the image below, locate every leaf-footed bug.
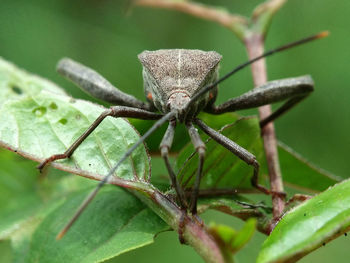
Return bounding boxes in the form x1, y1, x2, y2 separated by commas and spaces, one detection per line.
37, 31, 328, 240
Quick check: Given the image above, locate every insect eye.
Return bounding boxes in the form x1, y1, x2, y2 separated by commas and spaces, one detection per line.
147, 92, 153, 100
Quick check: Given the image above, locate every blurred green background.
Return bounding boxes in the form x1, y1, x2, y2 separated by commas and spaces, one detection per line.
0, 0, 349, 262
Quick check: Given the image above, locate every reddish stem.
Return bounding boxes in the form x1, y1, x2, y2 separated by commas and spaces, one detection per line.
244, 33, 285, 221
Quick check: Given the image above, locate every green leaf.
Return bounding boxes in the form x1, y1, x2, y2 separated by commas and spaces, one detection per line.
257, 179, 350, 263
0, 57, 150, 182
0, 57, 66, 106
278, 142, 340, 192
0, 150, 91, 261
0, 150, 75, 259
176, 116, 266, 190
0, 150, 168, 263
28, 186, 168, 263
209, 218, 257, 253
0, 150, 44, 235
231, 218, 257, 252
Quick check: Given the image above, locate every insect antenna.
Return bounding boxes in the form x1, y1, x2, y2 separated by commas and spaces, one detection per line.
56, 111, 175, 240
187, 31, 329, 109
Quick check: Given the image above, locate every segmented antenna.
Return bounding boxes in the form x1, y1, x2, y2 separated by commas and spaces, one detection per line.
187, 31, 329, 109
56, 111, 175, 240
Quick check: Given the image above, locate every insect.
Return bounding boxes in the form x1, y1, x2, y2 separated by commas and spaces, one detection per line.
38, 31, 328, 239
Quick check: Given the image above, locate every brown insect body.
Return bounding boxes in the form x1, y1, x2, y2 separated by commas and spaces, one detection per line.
138, 49, 222, 122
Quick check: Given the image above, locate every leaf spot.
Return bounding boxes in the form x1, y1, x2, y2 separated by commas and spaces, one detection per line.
32, 106, 47, 117
76, 114, 81, 120
49, 102, 58, 110
59, 118, 68, 125
10, 84, 23, 94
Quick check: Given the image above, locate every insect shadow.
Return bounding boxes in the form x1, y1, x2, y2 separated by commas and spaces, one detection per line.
38, 31, 328, 240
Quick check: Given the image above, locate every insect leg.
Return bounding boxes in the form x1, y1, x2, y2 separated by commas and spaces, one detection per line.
37, 106, 162, 171
57, 111, 175, 239
186, 122, 205, 215
58, 58, 154, 111
194, 118, 273, 196
205, 75, 314, 127
160, 120, 187, 209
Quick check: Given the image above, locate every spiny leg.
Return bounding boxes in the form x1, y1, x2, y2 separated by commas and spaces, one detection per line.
57, 58, 154, 111
194, 118, 276, 196
159, 120, 187, 209
205, 75, 314, 127
37, 106, 162, 171
159, 120, 189, 244
186, 122, 205, 215
259, 96, 306, 128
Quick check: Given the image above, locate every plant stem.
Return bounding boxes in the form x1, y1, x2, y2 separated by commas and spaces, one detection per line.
244, 33, 285, 221
133, 188, 228, 263
134, 0, 248, 38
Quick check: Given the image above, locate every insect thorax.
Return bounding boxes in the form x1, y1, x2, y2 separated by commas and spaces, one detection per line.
138, 49, 222, 121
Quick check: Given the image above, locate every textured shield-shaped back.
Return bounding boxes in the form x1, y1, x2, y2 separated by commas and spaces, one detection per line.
138, 49, 222, 107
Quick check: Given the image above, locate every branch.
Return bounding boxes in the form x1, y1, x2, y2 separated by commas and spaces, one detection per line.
133, 0, 248, 39
251, 0, 287, 36
134, 189, 228, 263
244, 34, 285, 222
243, 0, 287, 221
